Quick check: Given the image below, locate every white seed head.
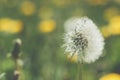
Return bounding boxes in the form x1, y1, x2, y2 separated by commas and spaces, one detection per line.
63, 17, 104, 63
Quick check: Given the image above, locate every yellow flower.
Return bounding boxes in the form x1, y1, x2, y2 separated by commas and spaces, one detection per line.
100, 26, 111, 38
20, 1, 35, 16
101, 16, 120, 36
108, 16, 120, 35
104, 7, 119, 21
38, 19, 56, 33
0, 18, 23, 33
67, 54, 78, 63
100, 73, 120, 80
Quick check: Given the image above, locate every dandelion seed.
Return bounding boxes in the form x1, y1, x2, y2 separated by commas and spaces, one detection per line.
63, 17, 104, 63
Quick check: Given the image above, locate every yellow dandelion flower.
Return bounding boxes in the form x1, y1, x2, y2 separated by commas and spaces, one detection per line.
101, 26, 111, 38
67, 53, 78, 63
108, 16, 120, 35
38, 19, 56, 33
104, 7, 119, 21
100, 73, 120, 80
20, 1, 35, 16
38, 7, 53, 19
0, 18, 23, 33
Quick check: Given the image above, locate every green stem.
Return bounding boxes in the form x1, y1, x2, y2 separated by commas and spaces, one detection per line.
77, 61, 83, 80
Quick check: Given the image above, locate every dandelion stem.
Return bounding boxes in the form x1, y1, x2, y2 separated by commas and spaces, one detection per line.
77, 61, 83, 80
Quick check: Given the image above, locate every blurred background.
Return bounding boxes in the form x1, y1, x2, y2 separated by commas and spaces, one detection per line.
0, 0, 120, 80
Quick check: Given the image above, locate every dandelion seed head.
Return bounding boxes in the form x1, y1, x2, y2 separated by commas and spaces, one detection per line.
63, 17, 104, 63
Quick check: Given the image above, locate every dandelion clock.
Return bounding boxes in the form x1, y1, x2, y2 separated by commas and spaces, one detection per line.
63, 17, 104, 63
